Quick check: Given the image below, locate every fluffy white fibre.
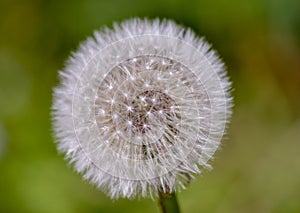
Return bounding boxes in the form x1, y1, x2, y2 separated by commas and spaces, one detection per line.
52, 18, 232, 199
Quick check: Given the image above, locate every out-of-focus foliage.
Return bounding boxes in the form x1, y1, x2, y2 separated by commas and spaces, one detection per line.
0, 0, 299, 212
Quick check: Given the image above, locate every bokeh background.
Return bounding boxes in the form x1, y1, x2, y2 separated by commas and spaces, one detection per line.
1, 0, 300, 212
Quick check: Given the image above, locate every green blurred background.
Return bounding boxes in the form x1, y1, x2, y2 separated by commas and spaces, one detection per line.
1, 0, 300, 212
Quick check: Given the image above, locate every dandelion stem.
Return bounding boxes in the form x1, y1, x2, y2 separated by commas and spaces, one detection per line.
158, 191, 180, 213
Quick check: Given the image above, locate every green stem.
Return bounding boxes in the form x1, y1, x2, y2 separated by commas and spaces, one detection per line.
158, 191, 180, 213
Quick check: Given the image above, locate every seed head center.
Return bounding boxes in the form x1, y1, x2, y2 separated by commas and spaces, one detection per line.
129, 90, 175, 134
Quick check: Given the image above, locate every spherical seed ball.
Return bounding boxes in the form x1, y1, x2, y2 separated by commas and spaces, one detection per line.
52, 18, 233, 199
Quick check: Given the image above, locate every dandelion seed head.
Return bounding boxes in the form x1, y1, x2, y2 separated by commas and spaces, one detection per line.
52, 18, 233, 199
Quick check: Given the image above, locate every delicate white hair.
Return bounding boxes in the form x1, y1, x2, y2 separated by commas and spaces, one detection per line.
52, 18, 233, 199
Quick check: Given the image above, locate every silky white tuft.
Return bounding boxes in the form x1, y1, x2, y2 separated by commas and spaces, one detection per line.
52, 18, 233, 199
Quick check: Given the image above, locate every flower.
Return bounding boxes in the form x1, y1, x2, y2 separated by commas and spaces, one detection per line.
52, 18, 232, 199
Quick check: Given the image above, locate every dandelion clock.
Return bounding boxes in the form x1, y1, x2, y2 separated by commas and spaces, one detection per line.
52, 18, 232, 212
